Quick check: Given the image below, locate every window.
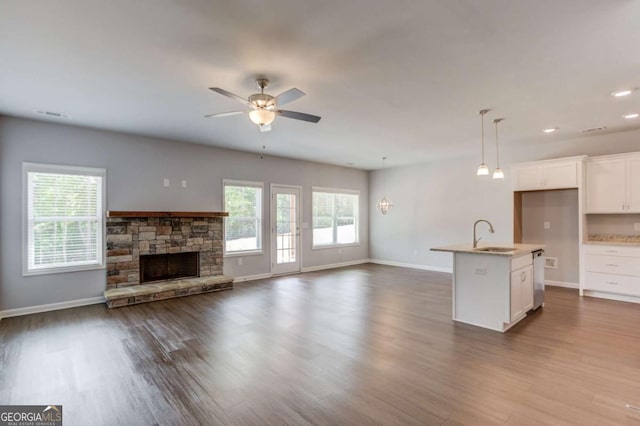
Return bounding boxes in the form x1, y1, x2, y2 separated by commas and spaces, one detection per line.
23, 163, 106, 275
312, 187, 359, 247
223, 180, 263, 255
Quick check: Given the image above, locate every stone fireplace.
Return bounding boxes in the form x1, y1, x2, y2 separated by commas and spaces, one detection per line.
103, 211, 233, 308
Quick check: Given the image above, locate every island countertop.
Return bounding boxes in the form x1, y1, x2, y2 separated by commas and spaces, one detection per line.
431, 243, 545, 257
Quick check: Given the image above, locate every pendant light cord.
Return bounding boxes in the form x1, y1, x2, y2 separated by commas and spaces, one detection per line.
481, 114, 485, 163
495, 120, 499, 167
382, 157, 387, 194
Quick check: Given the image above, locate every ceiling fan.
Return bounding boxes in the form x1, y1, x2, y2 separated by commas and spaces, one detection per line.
205, 78, 321, 132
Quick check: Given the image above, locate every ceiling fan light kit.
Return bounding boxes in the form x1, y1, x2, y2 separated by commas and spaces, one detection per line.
206, 78, 321, 131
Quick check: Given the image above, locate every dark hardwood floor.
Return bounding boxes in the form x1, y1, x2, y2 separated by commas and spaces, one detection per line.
2, 264, 640, 425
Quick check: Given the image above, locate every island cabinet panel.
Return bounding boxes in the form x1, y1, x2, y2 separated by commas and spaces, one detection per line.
510, 265, 533, 322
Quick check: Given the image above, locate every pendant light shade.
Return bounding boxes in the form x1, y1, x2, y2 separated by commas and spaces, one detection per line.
477, 109, 491, 176
377, 157, 394, 215
492, 118, 505, 180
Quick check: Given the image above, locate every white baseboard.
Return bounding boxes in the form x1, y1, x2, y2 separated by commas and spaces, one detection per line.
233, 273, 273, 283
0, 296, 105, 319
583, 290, 640, 304
369, 259, 453, 274
301, 259, 369, 273
545, 280, 579, 289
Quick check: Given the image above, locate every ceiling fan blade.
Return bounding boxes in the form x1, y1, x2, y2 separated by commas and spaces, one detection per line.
204, 111, 246, 118
209, 87, 250, 106
275, 88, 305, 106
276, 109, 321, 123
259, 123, 272, 133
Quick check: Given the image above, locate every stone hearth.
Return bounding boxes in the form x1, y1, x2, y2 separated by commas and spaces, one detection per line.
104, 211, 233, 307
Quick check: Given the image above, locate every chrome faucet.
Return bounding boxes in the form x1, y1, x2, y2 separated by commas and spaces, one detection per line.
473, 219, 495, 248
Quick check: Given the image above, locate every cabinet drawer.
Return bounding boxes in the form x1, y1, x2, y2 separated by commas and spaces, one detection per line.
511, 253, 533, 271
584, 272, 640, 296
584, 244, 640, 257
584, 254, 640, 276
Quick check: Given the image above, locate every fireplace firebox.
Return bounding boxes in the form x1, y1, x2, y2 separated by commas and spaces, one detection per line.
140, 252, 199, 283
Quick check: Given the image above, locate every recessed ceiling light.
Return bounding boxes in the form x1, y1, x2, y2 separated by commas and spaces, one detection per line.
543, 128, 558, 133
623, 113, 639, 119
611, 89, 635, 97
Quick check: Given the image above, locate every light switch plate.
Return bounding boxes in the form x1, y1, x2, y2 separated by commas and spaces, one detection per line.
474, 267, 487, 275
163, 178, 170, 187
635, 223, 640, 231
181, 180, 187, 188
544, 221, 551, 229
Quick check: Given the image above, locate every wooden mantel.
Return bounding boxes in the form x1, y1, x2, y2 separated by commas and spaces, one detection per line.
107, 211, 228, 218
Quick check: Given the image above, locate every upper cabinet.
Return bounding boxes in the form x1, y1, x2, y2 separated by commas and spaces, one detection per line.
585, 153, 640, 213
512, 157, 584, 191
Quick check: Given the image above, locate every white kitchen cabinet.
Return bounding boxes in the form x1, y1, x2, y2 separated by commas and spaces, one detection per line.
512, 158, 581, 191
510, 264, 533, 322
583, 244, 640, 298
586, 154, 640, 213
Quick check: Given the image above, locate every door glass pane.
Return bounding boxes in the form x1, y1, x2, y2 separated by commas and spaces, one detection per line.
276, 193, 296, 264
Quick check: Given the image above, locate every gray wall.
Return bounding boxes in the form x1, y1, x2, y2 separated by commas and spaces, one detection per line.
369, 128, 640, 271
522, 189, 579, 284
0, 116, 369, 311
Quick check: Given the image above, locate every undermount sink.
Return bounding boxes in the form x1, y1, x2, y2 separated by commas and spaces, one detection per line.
474, 247, 516, 253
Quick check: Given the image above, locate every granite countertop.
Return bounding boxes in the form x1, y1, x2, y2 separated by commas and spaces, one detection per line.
430, 243, 545, 257
586, 234, 640, 247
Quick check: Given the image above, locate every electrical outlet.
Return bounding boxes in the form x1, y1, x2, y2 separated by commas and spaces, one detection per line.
338, 248, 343, 254
635, 223, 640, 231
237, 258, 243, 266
544, 221, 551, 229
413, 249, 418, 256
181, 180, 187, 188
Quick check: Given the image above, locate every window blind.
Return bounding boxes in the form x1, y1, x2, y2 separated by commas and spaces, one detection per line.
26, 167, 104, 273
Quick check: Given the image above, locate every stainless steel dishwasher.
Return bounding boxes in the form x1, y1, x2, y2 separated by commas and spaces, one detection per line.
532, 249, 545, 309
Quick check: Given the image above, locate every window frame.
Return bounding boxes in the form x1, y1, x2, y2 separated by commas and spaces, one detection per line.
223, 179, 264, 257
22, 162, 107, 276
311, 186, 360, 249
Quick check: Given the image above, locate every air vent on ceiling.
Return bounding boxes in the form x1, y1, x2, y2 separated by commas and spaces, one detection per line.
33, 109, 71, 119
581, 126, 607, 134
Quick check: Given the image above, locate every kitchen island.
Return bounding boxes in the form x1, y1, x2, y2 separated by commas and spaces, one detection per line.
431, 243, 544, 332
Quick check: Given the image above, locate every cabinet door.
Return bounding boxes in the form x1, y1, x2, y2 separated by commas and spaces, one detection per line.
544, 162, 577, 189
510, 269, 524, 322
514, 166, 543, 191
586, 159, 626, 213
521, 266, 534, 312
627, 158, 640, 213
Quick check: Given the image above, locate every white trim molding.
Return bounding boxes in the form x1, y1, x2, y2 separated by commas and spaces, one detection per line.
368, 259, 453, 273
545, 280, 579, 289
0, 296, 105, 319
301, 259, 369, 273
232, 273, 273, 283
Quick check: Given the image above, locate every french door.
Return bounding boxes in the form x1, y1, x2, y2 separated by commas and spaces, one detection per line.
271, 185, 301, 275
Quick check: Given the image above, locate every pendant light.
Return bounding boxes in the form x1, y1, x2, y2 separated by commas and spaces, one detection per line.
377, 157, 394, 215
492, 118, 505, 179
477, 109, 490, 175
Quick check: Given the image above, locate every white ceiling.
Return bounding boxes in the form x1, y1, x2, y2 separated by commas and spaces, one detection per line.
1, 0, 639, 169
